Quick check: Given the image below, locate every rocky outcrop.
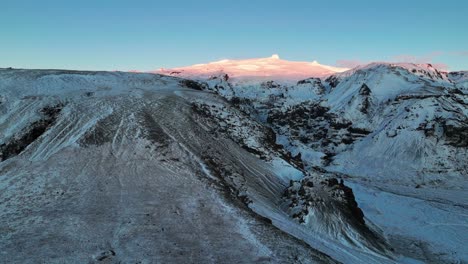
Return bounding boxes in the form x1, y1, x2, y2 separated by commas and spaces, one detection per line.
179, 79, 207, 90
0, 104, 63, 161
284, 176, 365, 225
283, 173, 391, 254
266, 101, 371, 166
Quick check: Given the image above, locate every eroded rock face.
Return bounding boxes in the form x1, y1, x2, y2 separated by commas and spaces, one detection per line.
443, 122, 468, 147
283, 173, 391, 255
356, 84, 373, 114
266, 101, 371, 166
448, 71, 468, 91
0, 104, 63, 161
284, 177, 364, 226
324, 75, 340, 89
261, 80, 281, 89
297, 78, 327, 95
190, 101, 306, 170
179, 79, 208, 90
359, 83, 371, 96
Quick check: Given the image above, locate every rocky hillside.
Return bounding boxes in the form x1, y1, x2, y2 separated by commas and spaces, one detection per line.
161, 62, 468, 263
0, 68, 396, 264
1, 65, 467, 263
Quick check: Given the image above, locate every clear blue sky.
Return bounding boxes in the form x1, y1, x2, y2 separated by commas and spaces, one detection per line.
1, 0, 467, 71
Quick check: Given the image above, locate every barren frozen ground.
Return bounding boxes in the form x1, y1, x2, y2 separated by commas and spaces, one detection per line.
0, 68, 466, 263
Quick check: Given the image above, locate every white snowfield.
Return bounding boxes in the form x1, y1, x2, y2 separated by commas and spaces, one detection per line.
156, 54, 348, 85
0, 62, 467, 264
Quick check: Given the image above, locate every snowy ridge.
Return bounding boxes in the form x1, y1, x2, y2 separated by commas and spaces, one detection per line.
333, 62, 449, 81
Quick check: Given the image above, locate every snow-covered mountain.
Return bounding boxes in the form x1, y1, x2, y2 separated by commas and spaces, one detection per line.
156, 54, 348, 84
157, 60, 468, 263
0, 61, 467, 264
321, 63, 467, 184
0, 68, 392, 264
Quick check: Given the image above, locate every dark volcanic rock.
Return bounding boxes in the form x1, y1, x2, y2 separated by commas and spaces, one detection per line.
180, 79, 207, 90
359, 83, 371, 96
0, 104, 63, 161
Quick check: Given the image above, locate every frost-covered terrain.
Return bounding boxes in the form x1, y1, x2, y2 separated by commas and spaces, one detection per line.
0, 61, 467, 263
160, 60, 468, 263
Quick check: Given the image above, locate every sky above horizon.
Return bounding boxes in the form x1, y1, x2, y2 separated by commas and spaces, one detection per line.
1, 0, 467, 71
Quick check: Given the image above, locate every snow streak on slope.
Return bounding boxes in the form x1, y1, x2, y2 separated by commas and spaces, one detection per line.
156, 54, 348, 84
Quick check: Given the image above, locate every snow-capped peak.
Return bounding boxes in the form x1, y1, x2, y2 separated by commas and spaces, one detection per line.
335, 62, 449, 80
155, 55, 349, 83
271, 54, 280, 59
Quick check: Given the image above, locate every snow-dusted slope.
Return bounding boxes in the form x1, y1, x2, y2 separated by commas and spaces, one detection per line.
156, 54, 348, 84
324, 63, 452, 122
0, 68, 403, 263
158, 61, 468, 263
320, 63, 467, 185
449, 71, 468, 90
1, 63, 467, 263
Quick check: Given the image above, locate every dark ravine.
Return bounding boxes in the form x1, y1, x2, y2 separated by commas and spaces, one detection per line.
0, 103, 63, 161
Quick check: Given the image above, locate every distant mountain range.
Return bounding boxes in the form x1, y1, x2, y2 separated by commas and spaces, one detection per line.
156, 54, 348, 82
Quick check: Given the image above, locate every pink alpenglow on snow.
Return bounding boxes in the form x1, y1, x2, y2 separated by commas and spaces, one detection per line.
155, 54, 349, 83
